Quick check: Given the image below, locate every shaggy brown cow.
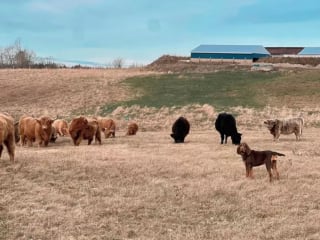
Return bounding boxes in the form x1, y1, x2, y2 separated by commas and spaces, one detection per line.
0, 113, 15, 162
19, 116, 54, 147
69, 117, 101, 146
126, 122, 138, 136
95, 117, 116, 138
264, 117, 304, 141
52, 119, 69, 136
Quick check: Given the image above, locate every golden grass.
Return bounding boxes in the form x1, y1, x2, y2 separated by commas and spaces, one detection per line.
1, 127, 320, 239
1, 68, 320, 239
0, 68, 155, 119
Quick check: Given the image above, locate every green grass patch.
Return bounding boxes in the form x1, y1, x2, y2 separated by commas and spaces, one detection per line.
101, 71, 281, 113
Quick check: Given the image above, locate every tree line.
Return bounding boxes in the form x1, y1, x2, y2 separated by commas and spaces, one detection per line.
0, 39, 64, 69
0, 39, 134, 69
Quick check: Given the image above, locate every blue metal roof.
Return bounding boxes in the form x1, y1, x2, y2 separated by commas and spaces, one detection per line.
299, 47, 320, 55
191, 44, 270, 55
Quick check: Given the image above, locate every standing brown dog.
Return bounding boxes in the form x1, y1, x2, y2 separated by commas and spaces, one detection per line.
236, 142, 285, 182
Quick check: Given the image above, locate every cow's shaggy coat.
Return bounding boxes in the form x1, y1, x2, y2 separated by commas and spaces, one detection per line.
0, 113, 15, 162
170, 117, 190, 143
264, 117, 304, 141
69, 117, 101, 146
19, 116, 54, 147
95, 117, 116, 138
126, 122, 138, 136
52, 119, 69, 136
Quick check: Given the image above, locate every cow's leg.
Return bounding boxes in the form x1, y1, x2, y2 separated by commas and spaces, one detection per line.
27, 137, 33, 147
37, 138, 43, 147
0, 144, 3, 158
220, 133, 224, 144
4, 139, 15, 162
75, 137, 82, 146
88, 138, 93, 145
20, 135, 26, 146
224, 135, 228, 144
96, 131, 102, 145
58, 128, 64, 136
295, 129, 301, 141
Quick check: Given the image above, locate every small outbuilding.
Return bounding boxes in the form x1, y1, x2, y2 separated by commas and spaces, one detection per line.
191, 44, 270, 62
265, 47, 303, 57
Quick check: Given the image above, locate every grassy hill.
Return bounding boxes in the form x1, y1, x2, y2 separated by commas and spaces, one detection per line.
100, 69, 320, 114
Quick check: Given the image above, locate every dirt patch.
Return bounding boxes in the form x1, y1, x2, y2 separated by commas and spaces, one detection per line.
146, 55, 252, 73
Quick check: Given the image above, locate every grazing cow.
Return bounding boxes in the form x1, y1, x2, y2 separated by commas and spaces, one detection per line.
19, 116, 54, 147
69, 117, 101, 146
52, 119, 69, 136
264, 117, 304, 141
215, 113, 241, 144
126, 122, 139, 136
95, 117, 116, 138
170, 117, 190, 143
0, 113, 15, 162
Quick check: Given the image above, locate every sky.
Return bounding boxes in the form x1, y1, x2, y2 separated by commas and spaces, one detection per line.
1, 0, 320, 66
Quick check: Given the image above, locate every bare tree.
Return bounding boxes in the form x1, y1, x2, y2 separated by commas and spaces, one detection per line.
112, 58, 125, 68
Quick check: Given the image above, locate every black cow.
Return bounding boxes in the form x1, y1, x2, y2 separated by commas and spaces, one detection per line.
170, 117, 190, 143
215, 113, 241, 144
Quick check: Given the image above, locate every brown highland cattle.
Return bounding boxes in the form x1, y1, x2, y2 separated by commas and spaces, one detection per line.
0, 113, 15, 162
95, 117, 116, 138
19, 116, 54, 147
126, 122, 139, 136
52, 119, 69, 136
69, 117, 101, 146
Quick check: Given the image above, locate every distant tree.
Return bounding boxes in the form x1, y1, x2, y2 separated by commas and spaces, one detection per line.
0, 38, 62, 69
112, 58, 125, 68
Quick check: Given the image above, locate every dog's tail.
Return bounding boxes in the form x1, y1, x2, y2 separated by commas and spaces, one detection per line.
272, 152, 285, 157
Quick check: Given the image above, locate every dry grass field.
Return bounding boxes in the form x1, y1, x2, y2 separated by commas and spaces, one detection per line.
1, 68, 320, 239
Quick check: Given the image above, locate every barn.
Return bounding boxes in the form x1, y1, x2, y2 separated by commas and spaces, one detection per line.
191, 44, 270, 62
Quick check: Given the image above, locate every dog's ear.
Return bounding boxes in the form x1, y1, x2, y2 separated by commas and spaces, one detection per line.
236, 145, 241, 155
244, 143, 251, 155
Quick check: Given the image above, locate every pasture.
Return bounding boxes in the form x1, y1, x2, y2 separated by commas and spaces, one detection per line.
1, 68, 320, 239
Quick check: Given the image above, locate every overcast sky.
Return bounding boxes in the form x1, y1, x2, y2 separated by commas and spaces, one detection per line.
1, 0, 320, 65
